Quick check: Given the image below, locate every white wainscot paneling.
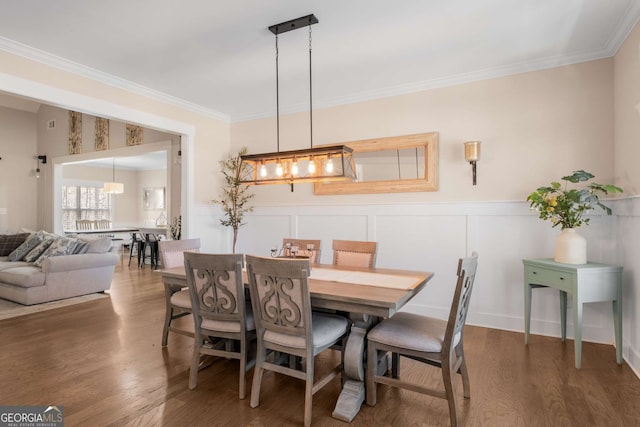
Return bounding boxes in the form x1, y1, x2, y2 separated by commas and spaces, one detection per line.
237, 214, 291, 257
471, 212, 618, 344
294, 214, 369, 264
376, 214, 466, 317
616, 198, 640, 376
191, 204, 229, 253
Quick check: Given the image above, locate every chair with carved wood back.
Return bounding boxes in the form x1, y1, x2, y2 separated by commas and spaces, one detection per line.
282, 238, 321, 264
246, 255, 349, 427
184, 252, 256, 398
366, 252, 479, 427
158, 238, 201, 346
332, 239, 378, 268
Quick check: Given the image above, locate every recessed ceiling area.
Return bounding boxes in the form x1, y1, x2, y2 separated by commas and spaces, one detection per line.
0, 1, 638, 121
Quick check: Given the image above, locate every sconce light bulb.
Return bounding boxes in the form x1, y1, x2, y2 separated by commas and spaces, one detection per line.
276, 162, 283, 177
35, 168, 41, 179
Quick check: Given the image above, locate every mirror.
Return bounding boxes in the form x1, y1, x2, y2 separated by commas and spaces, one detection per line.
143, 187, 166, 210
314, 132, 438, 195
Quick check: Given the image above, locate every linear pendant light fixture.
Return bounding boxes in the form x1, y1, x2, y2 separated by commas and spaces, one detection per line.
240, 14, 356, 187
104, 158, 124, 194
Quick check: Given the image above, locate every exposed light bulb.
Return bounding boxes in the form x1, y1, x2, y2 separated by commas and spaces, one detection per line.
326, 158, 334, 173
308, 158, 316, 174
35, 168, 41, 179
260, 163, 267, 178
276, 162, 283, 177
291, 159, 299, 176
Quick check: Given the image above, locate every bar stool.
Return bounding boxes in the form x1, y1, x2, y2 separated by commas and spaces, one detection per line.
128, 233, 146, 267
145, 233, 160, 269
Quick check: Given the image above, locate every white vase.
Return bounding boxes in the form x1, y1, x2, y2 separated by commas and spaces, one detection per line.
554, 228, 587, 264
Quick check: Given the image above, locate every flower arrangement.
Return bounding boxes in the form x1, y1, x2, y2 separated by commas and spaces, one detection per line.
526, 170, 623, 229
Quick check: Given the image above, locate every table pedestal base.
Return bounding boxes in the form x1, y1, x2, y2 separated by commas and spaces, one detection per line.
332, 379, 365, 422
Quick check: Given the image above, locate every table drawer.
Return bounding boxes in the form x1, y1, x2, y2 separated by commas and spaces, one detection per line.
525, 266, 574, 291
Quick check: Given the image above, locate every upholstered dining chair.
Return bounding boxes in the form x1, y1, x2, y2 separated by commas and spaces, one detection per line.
245, 255, 350, 427
75, 219, 94, 230
332, 239, 378, 268
183, 252, 256, 398
158, 238, 201, 346
282, 238, 321, 263
365, 252, 479, 427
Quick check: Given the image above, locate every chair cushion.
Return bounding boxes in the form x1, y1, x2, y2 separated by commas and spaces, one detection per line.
201, 303, 256, 332
170, 289, 192, 309
367, 312, 447, 353
264, 312, 349, 354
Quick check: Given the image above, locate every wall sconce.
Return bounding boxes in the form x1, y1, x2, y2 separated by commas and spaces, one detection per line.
463, 141, 481, 185
35, 155, 47, 179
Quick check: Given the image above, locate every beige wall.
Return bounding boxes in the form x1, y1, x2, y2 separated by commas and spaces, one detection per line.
0, 50, 231, 207
232, 59, 615, 205
0, 106, 38, 232
614, 20, 640, 194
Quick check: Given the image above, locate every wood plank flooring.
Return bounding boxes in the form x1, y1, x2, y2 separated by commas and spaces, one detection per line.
1, 263, 639, 426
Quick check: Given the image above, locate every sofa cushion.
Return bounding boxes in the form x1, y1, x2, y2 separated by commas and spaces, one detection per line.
0, 266, 46, 288
7, 232, 43, 261
76, 236, 112, 254
0, 233, 30, 256
0, 259, 30, 270
33, 237, 78, 267
23, 238, 55, 262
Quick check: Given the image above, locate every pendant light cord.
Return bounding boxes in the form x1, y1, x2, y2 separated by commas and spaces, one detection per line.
309, 23, 313, 149
275, 33, 280, 153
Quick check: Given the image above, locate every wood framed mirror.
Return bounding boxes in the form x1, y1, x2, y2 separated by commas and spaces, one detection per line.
313, 132, 438, 195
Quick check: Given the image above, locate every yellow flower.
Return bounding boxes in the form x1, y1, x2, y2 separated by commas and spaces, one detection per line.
546, 206, 554, 212
550, 196, 558, 207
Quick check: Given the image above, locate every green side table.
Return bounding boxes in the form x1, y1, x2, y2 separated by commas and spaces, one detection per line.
523, 258, 623, 369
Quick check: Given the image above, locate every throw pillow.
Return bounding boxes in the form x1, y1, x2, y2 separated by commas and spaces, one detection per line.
23, 237, 56, 262
33, 237, 78, 267
0, 233, 30, 256
76, 236, 112, 254
7, 232, 42, 261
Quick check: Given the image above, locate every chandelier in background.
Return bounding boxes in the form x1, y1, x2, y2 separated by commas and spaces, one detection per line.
104, 158, 124, 194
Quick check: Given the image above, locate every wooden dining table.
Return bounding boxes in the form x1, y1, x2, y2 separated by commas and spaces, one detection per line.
159, 262, 433, 422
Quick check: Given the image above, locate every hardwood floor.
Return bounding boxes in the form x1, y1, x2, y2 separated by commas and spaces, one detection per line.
1, 263, 639, 426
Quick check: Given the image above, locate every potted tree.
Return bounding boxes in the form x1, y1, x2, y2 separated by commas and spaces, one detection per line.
213, 147, 254, 253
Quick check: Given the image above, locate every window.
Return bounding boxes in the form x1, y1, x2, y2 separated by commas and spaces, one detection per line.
62, 184, 112, 230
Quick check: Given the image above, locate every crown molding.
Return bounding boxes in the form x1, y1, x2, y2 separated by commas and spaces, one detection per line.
606, 0, 640, 54
231, 47, 614, 123
0, 36, 230, 123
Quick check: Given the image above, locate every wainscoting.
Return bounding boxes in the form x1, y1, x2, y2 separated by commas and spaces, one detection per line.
191, 198, 639, 377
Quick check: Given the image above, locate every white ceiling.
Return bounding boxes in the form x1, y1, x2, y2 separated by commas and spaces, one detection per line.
0, 0, 638, 122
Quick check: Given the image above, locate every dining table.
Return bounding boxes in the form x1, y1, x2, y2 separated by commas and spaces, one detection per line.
158, 262, 433, 422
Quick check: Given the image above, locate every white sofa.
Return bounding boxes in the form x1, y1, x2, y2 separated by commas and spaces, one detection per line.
0, 232, 119, 305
